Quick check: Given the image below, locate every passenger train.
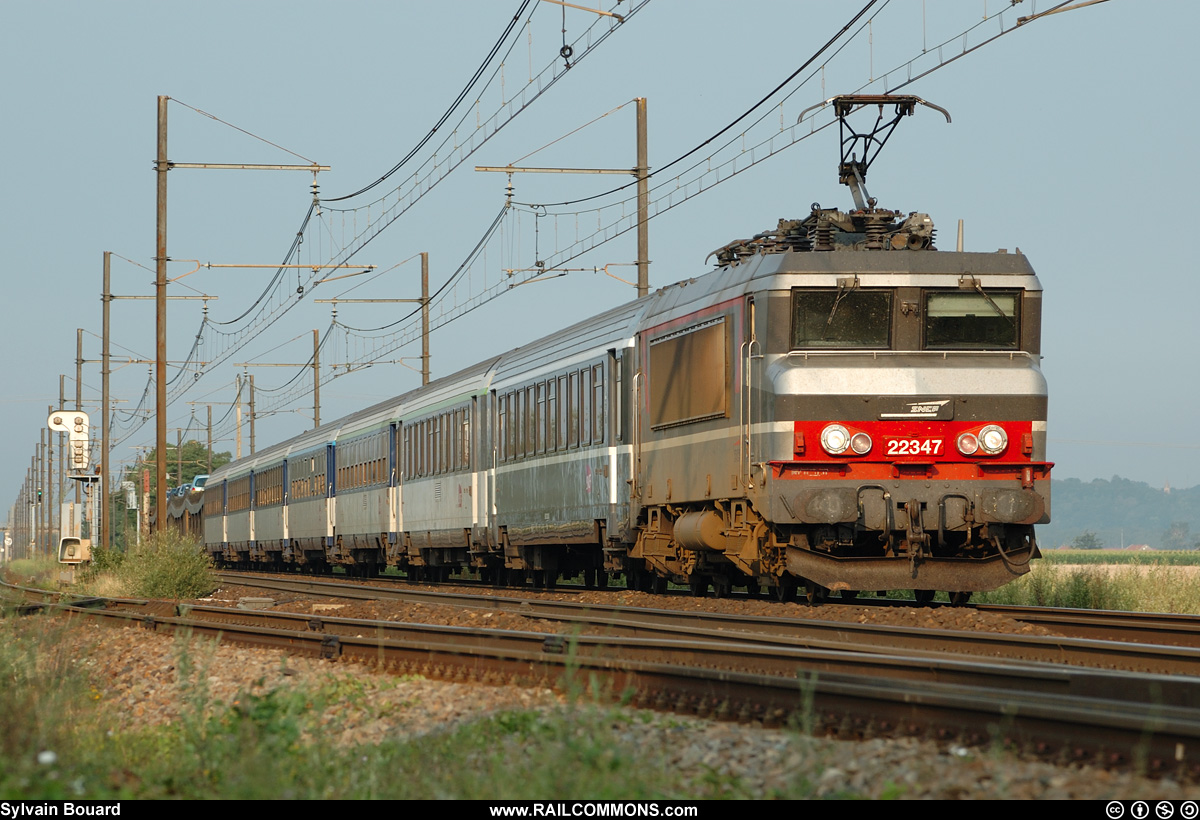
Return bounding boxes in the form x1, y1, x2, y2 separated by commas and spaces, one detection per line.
164, 96, 1051, 603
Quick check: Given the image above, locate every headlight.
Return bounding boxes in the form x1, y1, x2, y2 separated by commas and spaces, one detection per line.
849, 432, 872, 455
956, 432, 979, 456
978, 425, 1008, 455
820, 424, 850, 455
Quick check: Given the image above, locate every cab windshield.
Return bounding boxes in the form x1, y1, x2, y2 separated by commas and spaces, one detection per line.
791, 289, 891, 349
924, 290, 1019, 349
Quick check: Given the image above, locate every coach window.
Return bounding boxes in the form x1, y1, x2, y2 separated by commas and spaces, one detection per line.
547, 380, 558, 452
592, 365, 604, 444
525, 386, 536, 458
568, 371, 580, 448
580, 369, 591, 447
790, 288, 892, 349
923, 289, 1019, 349
558, 375, 569, 449
459, 410, 470, 469
535, 384, 547, 453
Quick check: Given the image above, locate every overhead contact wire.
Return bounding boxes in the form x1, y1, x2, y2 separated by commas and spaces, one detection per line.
527, 0, 883, 209
324, 0, 534, 202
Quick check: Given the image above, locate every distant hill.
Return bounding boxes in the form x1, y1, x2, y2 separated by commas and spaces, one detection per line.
1037, 476, 1200, 550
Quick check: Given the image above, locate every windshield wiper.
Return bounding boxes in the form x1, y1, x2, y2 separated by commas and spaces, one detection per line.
962, 276, 1016, 330
824, 277, 859, 337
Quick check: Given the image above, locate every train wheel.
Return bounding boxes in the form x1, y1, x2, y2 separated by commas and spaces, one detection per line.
583, 568, 597, 589
914, 589, 936, 605
597, 571, 609, 589
949, 591, 972, 606
688, 576, 709, 597
630, 568, 654, 592
650, 574, 667, 595
804, 580, 828, 606
711, 576, 731, 599
772, 580, 797, 603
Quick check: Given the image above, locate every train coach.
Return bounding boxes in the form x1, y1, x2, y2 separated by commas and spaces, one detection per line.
177, 96, 1051, 603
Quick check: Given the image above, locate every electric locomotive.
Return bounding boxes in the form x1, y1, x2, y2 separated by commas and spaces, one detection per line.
626, 96, 1048, 601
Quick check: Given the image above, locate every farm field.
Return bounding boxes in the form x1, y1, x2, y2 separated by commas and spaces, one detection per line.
974, 550, 1200, 613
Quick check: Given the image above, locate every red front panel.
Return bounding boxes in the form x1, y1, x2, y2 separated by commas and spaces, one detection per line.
776, 419, 1049, 483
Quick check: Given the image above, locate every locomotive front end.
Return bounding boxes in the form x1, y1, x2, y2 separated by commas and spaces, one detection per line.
760, 247, 1049, 602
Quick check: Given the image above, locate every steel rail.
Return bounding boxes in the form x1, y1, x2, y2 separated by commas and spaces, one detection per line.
976, 604, 1200, 648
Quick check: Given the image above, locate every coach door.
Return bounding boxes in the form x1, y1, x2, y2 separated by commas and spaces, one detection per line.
325, 443, 336, 547
390, 422, 401, 540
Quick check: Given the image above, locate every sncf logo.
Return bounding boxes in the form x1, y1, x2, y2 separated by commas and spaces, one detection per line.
879, 399, 952, 420
906, 400, 950, 414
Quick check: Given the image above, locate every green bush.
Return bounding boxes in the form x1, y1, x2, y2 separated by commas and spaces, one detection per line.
118, 531, 216, 600
86, 544, 126, 574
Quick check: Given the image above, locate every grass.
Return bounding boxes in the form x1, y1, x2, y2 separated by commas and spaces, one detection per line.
4, 557, 64, 591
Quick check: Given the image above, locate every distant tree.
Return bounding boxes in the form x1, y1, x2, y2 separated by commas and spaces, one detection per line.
1161, 521, 1199, 550
1071, 530, 1104, 550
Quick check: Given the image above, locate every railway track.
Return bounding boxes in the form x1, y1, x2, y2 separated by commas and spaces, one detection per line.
10, 576, 1200, 776
215, 566, 1200, 648
213, 571, 1200, 677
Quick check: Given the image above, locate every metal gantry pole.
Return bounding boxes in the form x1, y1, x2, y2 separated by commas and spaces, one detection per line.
636, 97, 649, 298
249, 375, 255, 455
313, 330, 321, 428
46, 405, 53, 552
235, 377, 243, 460
26, 461, 33, 557
58, 375, 64, 519
39, 430, 46, 555
207, 405, 213, 475
101, 251, 111, 551
421, 252, 431, 385
155, 94, 169, 530
76, 328, 83, 506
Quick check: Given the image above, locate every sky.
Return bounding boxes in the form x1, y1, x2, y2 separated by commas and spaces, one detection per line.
2, 0, 1196, 523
